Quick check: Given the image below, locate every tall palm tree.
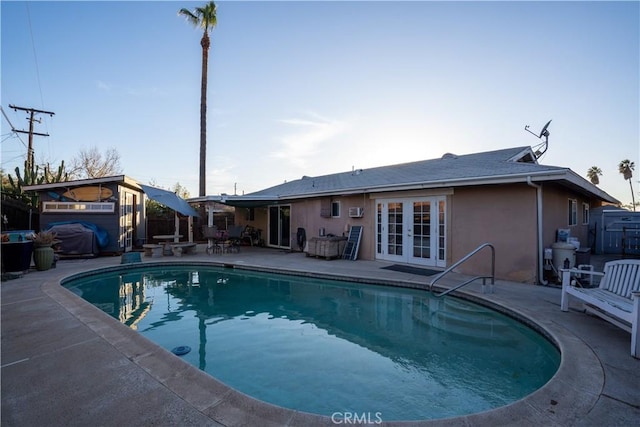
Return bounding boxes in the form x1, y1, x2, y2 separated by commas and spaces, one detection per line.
618, 159, 636, 211
586, 166, 602, 185
179, 1, 217, 197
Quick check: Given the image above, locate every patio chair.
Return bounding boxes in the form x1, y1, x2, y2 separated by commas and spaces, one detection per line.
226, 225, 246, 253
203, 225, 224, 255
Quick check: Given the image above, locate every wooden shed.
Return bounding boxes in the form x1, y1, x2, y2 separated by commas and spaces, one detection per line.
23, 175, 146, 255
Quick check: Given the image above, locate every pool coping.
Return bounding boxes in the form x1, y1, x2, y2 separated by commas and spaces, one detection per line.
41, 259, 604, 426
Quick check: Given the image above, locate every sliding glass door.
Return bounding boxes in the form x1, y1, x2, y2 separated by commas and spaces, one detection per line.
268, 205, 291, 248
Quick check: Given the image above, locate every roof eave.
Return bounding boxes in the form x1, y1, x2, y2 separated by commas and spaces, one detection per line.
558, 170, 620, 204
22, 175, 141, 192
188, 194, 277, 208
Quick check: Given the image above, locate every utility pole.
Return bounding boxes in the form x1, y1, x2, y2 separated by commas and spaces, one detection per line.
8, 104, 55, 171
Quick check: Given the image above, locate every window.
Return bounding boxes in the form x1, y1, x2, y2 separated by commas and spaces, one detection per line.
331, 201, 341, 218
246, 208, 255, 221
582, 203, 590, 225
568, 199, 577, 226
43, 201, 115, 213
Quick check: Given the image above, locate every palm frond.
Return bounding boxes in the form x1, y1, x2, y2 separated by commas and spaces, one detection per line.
178, 8, 200, 27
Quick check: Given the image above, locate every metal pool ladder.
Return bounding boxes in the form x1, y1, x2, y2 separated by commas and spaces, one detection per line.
429, 243, 495, 297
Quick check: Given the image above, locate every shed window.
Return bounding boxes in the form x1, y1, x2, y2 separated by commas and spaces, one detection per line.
568, 199, 577, 226
43, 201, 115, 213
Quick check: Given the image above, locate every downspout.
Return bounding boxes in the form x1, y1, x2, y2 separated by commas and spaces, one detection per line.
527, 177, 548, 285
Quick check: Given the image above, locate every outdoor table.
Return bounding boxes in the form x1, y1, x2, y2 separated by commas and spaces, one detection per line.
153, 234, 183, 242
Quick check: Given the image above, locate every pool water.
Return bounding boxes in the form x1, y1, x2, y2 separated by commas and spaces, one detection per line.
64, 265, 559, 421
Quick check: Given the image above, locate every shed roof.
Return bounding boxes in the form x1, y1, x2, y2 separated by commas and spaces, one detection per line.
22, 175, 142, 192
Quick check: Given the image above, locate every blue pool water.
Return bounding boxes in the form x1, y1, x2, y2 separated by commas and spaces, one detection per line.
64, 265, 559, 421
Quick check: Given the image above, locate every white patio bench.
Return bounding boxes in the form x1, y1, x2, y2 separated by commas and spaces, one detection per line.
560, 259, 640, 358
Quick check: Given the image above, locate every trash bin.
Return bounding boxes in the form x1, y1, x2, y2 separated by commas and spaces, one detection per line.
552, 242, 576, 271
575, 247, 591, 266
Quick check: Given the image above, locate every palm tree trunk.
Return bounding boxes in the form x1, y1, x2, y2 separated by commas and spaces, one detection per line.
199, 32, 210, 197
629, 179, 636, 211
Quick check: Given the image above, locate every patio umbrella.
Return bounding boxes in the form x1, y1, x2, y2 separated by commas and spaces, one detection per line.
140, 184, 199, 242
139, 184, 198, 217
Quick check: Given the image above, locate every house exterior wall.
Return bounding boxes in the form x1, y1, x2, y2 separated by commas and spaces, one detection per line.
236, 182, 608, 284
450, 184, 538, 282
452, 183, 604, 283
540, 183, 592, 250
249, 186, 539, 282
236, 196, 375, 257
288, 196, 374, 257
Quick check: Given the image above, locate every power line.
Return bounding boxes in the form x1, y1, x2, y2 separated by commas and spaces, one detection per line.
1, 154, 27, 169
25, 2, 47, 113
0, 106, 27, 149
7, 104, 55, 171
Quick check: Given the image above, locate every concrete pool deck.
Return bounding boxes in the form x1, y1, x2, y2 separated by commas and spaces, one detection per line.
1, 246, 638, 426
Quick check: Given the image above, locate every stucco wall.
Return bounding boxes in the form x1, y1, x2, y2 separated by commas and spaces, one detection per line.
237, 197, 374, 257
288, 196, 374, 258
238, 182, 606, 284
540, 183, 592, 250
450, 184, 538, 282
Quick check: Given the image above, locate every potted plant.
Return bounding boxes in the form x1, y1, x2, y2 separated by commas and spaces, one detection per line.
30, 231, 58, 271
31, 230, 57, 246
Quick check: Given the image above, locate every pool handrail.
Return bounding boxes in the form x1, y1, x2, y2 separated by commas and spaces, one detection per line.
429, 243, 495, 297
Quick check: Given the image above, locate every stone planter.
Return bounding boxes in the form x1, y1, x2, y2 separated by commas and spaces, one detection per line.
33, 245, 55, 271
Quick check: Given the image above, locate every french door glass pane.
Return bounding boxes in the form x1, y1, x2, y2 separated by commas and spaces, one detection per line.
388, 202, 403, 256
376, 203, 382, 254
438, 200, 445, 261
412, 201, 430, 259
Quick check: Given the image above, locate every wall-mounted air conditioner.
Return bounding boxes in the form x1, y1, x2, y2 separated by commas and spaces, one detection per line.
349, 207, 364, 218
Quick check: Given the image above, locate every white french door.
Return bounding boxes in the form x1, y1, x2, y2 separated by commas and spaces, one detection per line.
376, 197, 446, 267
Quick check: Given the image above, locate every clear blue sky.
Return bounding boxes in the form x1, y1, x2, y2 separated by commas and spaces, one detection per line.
2, 1, 638, 205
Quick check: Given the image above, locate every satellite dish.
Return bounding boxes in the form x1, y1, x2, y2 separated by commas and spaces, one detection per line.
524, 119, 552, 159
539, 119, 552, 138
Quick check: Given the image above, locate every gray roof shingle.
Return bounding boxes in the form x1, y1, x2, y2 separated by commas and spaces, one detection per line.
247, 146, 569, 198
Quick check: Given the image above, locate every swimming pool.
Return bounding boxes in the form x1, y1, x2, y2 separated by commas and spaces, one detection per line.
64, 264, 560, 421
